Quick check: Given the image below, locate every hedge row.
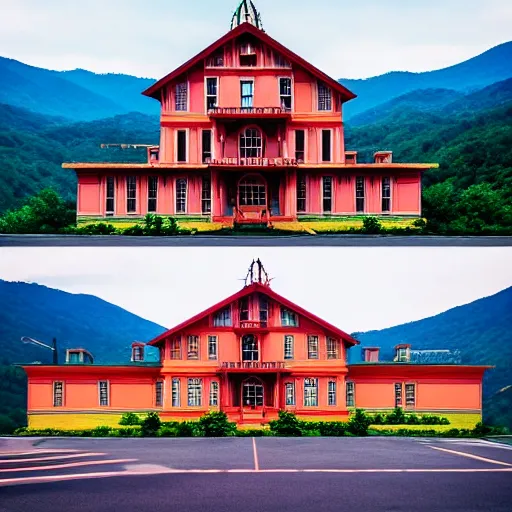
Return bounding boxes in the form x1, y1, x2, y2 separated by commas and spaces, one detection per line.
368, 407, 451, 426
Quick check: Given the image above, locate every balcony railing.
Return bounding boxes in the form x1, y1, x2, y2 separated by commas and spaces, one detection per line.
207, 157, 298, 167
208, 107, 291, 117
220, 361, 286, 370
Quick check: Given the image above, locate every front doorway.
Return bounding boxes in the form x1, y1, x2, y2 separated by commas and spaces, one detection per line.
242, 377, 264, 407
237, 174, 268, 223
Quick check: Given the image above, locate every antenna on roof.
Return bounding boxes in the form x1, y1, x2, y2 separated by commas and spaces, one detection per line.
244, 259, 271, 287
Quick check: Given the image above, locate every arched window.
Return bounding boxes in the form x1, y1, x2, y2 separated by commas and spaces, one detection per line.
243, 377, 264, 407
240, 127, 263, 158
238, 175, 266, 207
242, 334, 259, 361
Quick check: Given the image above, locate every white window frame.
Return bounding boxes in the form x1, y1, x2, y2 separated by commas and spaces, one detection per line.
346, 381, 355, 407
304, 378, 318, 407
126, 176, 137, 214
284, 335, 294, 360
170, 337, 182, 360
175, 81, 189, 112
322, 175, 333, 213
395, 382, 403, 407
356, 176, 365, 213
317, 82, 332, 111
175, 129, 189, 163
213, 307, 232, 327
328, 380, 337, 406
209, 381, 219, 407
155, 380, 164, 407
307, 335, 319, 359
285, 382, 295, 406
208, 335, 218, 360
172, 378, 181, 407
239, 127, 263, 159
205, 76, 219, 113
240, 79, 255, 109
148, 176, 158, 213
295, 129, 307, 163
241, 334, 259, 362
278, 76, 293, 111
53, 381, 64, 407
98, 380, 110, 407
281, 308, 298, 327
187, 335, 200, 360
405, 382, 416, 407
188, 378, 203, 407
321, 129, 333, 163
382, 176, 392, 213
106, 176, 115, 215
326, 337, 340, 360
175, 177, 188, 214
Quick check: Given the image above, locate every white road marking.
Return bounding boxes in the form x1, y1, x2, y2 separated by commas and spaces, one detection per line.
429, 446, 512, 466
0, 449, 84, 457
0, 453, 106, 464
252, 437, 260, 471
0, 458, 138, 473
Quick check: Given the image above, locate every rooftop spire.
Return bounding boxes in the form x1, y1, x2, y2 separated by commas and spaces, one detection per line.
244, 259, 271, 287
231, 0, 264, 31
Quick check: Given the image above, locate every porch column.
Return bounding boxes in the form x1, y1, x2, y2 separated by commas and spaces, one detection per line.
286, 169, 298, 218
275, 373, 281, 410
211, 169, 220, 218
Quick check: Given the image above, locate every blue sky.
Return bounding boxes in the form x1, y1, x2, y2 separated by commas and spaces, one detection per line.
1, 248, 511, 332
1, 0, 510, 79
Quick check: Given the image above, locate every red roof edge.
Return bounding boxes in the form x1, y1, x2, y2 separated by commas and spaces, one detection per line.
142, 23, 356, 103
147, 282, 359, 347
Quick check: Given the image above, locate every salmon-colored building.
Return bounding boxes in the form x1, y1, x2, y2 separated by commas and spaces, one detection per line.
22, 260, 489, 430
64, 1, 437, 226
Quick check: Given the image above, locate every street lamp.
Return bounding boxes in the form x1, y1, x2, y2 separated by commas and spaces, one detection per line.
20, 336, 58, 365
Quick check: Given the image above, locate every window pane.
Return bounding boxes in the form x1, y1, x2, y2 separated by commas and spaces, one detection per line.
172, 378, 181, 407
187, 335, 199, 360
213, 307, 231, 327
328, 381, 337, 406
126, 176, 137, 213
239, 128, 262, 159
176, 178, 187, 213
106, 176, 115, 214
148, 176, 158, 213
281, 308, 298, 327
395, 383, 403, 407
322, 130, 331, 162
238, 175, 266, 206
208, 336, 218, 360
295, 130, 305, 163
202, 130, 212, 163
285, 382, 295, 406
177, 131, 187, 162
322, 176, 332, 213
284, 335, 294, 360
382, 177, 391, 212
53, 381, 63, 407
304, 378, 318, 406
318, 82, 332, 111
297, 172, 306, 212
356, 176, 365, 213
346, 382, 355, 407
280, 78, 292, 110
242, 335, 258, 361
175, 83, 188, 111
155, 381, 164, 407
188, 378, 202, 406
308, 336, 319, 359
327, 338, 340, 359
170, 337, 182, 360
99, 381, 109, 406
210, 381, 219, 406
241, 81, 254, 108
405, 384, 416, 406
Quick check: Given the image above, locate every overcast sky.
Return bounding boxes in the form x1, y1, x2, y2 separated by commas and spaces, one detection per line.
1, 247, 511, 333
1, 0, 510, 79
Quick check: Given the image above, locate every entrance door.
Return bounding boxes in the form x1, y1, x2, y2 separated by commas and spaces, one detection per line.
242, 377, 264, 407
237, 174, 268, 222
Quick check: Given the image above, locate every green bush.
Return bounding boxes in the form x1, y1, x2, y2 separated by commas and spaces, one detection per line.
371, 413, 385, 425
269, 410, 304, 436
347, 409, 372, 436
140, 412, 161, 437
175, 421, 200, 437
158, 426, 179, 437
317, 421, 348, 437
115, 427, 141, 437
361, 216, 382, 234
91, 426, 112, 437
119, 412, 141, 426
385, 407, 407, 425
74, 223, 119, 235
236, 428, 272, 437
197, 411, 237, 437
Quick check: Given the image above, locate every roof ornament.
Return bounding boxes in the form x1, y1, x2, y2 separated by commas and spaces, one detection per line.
244, 259, 271, 287
231, 0, 264, 31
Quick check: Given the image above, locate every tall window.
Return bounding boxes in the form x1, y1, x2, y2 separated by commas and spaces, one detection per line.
214, 307, 232, 327
318, 82, 332, 111
127, 176, 137, 213
240, 128, 263, 158
209, 381, 219, 407
281, 308, 298, 327
356, 176, 365, 213
308, 335, 319, 359
327, 338, 340, 359
202, 174, 211, 214
208, 336, 218, 360
241, 80, 254, 108
53, 381, 63, 407
176, 178, 187, 213
172, 378, 180, 407
132, 345, 143, 362
242, 334, 259, 361
177, 130, 187, 162
322, 176, 332, 213
206, 78, 218, 110
202, 130, 212, 163
148, 176, 158, 213
99, 381, 109, 406
238, 175, 266, 206
382, 177, 391, 212
405, 383, 416, 407
295, 130, 305, 163
188, 378, 202, 406
106, 176, 115, 215
297, 173, 306, 213
328, 380, 337, 406
187, 335, 199, 360
304, 378, 318, 407
285, 382, 295, 406
346, 381, 355, 407
175, 82, 188, 111
259, 295, 269, 327
239, 297, 249, 321
322, 130, 332, 162
279, 77, 292, 110
284, 335, 294, 360
155, 381, 164, 407
170, 337, 182, 360
395, 383, 403, 407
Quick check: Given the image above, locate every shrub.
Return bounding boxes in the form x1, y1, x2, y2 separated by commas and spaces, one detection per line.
361, 216, 382, 234
236, 429, 271, 437
269, 411, 303, 436
122, 224, 145, 236
158, 426, 179, 437
385, 407, 407, 425
175, 421, 199, 437
405, 414, 421, 425
140, 412, 161, 437
317, 421, 348, 437
119, 412, 141, 426
347, 409, 371, 436
197, 411, 237, 437
74, 223, 119, 235
116, 427, 141, 437
91, 426, 112, 437
371, 413, 385, 425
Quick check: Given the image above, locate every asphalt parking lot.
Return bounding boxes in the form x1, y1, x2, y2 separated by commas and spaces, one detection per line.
0, 436, 511, 511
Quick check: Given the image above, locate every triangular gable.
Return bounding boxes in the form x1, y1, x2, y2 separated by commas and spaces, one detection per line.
147, 282, 359, 347
142, 22, 356, 103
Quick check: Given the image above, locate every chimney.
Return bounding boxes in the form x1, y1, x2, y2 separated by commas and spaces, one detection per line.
131, 342, 145, 362
374, 151, 393, 164
363, 347, 380, 362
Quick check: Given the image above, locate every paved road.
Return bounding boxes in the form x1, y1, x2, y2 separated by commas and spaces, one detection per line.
1, 235, 512, 246
0, 437, 511, 511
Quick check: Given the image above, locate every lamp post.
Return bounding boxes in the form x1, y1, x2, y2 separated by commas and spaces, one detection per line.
20, 337, 58, 364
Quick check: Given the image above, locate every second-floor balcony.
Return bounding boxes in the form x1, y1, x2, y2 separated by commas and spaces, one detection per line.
207, 157, 298, 168
220, 361, 287, 371
208, 106, 291, 119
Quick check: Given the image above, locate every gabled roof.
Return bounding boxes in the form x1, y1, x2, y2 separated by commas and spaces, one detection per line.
142, 22, 356, 103
147, 282, 359, 347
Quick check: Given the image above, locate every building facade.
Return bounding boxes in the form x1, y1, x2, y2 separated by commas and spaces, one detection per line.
66, 1, 438, 226
23, 261, 489, 430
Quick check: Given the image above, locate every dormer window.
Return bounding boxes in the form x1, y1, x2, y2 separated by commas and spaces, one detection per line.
239, 43, 257, 66
281, 308, 298, 327
318, 82, 332, 111
395, 345, 411, 362
131, 343, 144, 362
66, 349, 94, 365
213, 307, 232, 327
